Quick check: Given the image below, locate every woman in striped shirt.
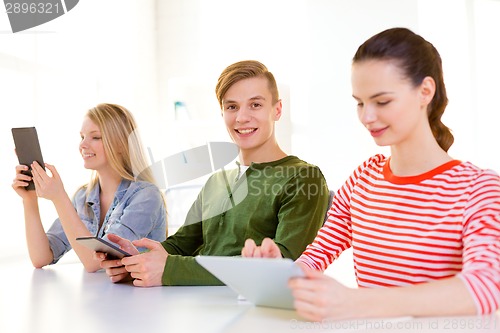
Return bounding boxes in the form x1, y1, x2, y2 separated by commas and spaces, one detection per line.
242, 27, 500, 321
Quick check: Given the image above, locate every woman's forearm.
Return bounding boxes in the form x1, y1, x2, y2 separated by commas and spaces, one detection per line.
352, 276, 477, 318
23, 199, 53, 268
51, 194, 101, 272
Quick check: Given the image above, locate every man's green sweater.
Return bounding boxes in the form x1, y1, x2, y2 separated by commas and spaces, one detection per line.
161, 155, 330, 285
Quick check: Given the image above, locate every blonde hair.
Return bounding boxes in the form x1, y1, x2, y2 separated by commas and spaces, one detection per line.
85, 103, 155, 189
81, 103, 167, 235
215, 60, 279, 109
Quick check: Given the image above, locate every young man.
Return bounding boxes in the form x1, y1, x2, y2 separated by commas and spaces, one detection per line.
98, 60, 330, 286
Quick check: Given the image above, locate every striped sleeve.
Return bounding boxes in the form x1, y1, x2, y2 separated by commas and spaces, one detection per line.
297, 155, 384, 270
457, 169, 500, 315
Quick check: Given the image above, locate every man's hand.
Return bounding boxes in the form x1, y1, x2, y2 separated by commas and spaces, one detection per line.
241, 238, 282, 258
97, 234, 139, 283
121, 238, 168, 287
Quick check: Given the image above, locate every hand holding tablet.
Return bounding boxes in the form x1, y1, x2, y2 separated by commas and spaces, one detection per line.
11, 127, 45, 191
76, 236, 132, 260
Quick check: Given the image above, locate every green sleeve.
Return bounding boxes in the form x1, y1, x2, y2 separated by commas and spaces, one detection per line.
161, 255, 224, 286
274, 166, 330, 259
161, 191, 204, 256
160, 183, 224, 286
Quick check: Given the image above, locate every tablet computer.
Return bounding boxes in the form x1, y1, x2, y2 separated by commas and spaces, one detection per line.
11, 127, 45, 191
75, 236, 132, 259
195, 256, 304, 310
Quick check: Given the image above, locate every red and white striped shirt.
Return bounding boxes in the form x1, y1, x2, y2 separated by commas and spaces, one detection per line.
298, 154, 500, 314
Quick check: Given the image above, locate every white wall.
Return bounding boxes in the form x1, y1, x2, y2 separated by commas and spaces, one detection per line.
418, 0, 500, 172
1, 0, 499, 273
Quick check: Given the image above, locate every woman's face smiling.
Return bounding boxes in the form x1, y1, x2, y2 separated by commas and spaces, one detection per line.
79, 116, 108, 171
351, 59, 430, 148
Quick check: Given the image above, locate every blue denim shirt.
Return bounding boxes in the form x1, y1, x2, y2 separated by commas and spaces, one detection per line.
46, 179, 167, 264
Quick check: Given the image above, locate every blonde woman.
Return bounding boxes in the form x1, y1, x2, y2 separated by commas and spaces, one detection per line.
12, 103, 167, 272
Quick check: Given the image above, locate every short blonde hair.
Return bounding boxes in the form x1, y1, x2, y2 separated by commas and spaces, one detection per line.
215, 60, 279, 109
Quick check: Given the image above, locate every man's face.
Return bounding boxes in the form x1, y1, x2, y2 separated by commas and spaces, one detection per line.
221, 77, 282, 155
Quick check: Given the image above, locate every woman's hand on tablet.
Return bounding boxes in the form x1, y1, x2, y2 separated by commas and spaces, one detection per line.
31, 162, 66, 202
12, 165, 37, 200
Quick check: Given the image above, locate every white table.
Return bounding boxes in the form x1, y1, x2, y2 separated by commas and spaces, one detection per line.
0, 260, 498, 333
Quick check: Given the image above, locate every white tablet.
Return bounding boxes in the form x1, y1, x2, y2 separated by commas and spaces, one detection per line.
195, 256, 304, 310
